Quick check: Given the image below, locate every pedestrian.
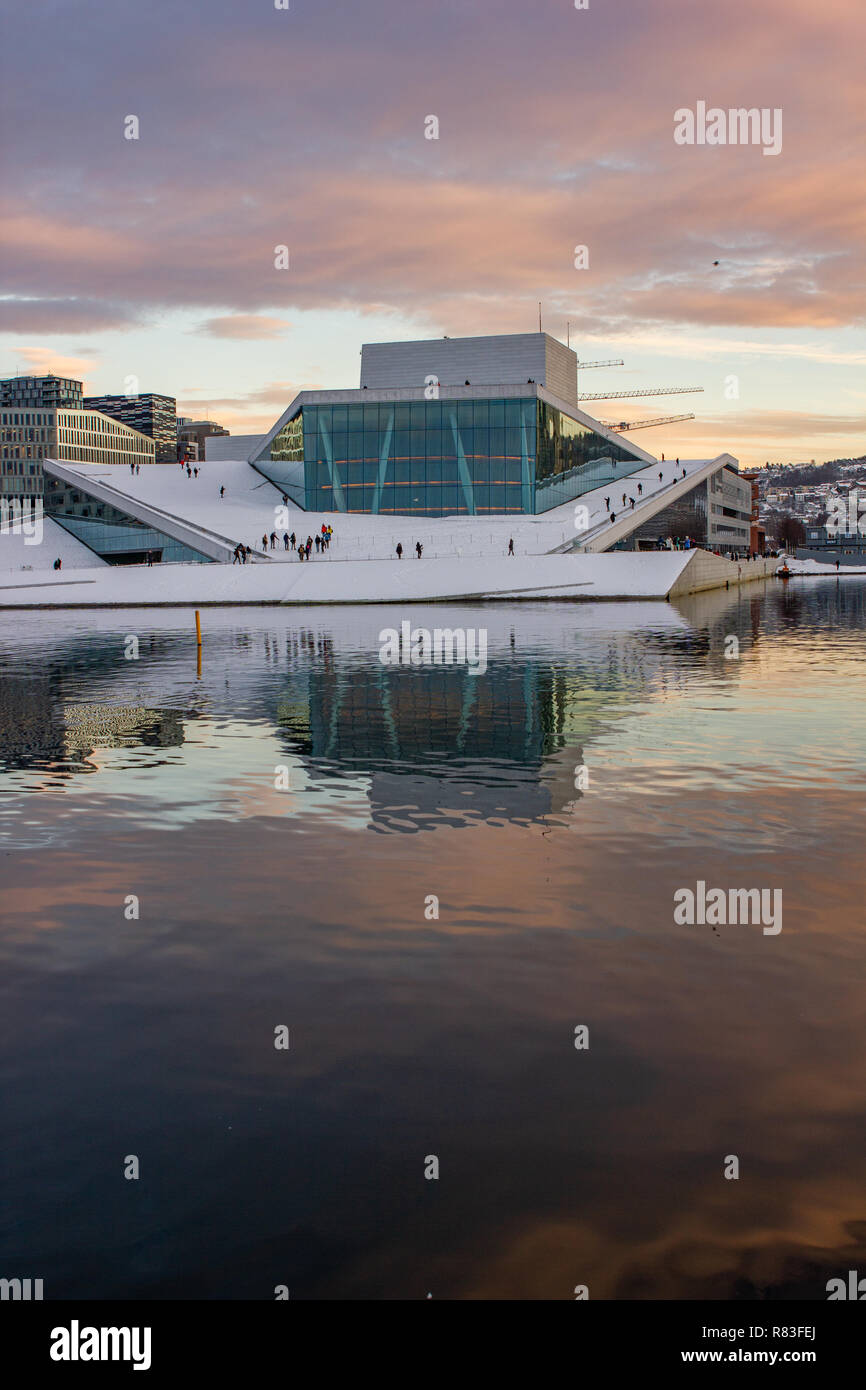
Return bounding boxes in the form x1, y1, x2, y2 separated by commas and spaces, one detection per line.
282, 494, 288, 505
232, 545, 240, 565
146, 550, 153, 567
315, 535, 321, 553
290, 532, 296, 548
836, 559, 840, 572
508, 537, 515, 555
622, 493, 626, 506
658, 471, 663, 482
130, 462, 135, 475
270, 531, 277, 549
194, 467, 199, 478
187, 466, 192, 478
283, 532, 290, 550
297, 544, 304, 561
136, 463, 140, 475
661, 453, 665, 462
396, 543, 403, 559
675, 457, 679, 466
306, 538, 312, 558
637, 482, 642, 495
610, 511, 617, 523
416, 541, 423, 558
630, 497, 635, 510
605, 497, 610, 511
262, 534, 268, 550
220, 486, 225, 498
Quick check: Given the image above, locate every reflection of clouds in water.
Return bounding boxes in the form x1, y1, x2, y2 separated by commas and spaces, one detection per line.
3, 754, 866, 1296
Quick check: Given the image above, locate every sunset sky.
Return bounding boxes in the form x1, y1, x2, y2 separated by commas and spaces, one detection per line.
1, 0, 864, 468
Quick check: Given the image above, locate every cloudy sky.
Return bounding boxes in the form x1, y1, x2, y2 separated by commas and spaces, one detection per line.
1, 0, 864, 467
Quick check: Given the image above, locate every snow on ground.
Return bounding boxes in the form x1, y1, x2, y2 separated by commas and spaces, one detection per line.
0, 516, 107, 572
786, 557, 866, 574
47, 454, 720, 563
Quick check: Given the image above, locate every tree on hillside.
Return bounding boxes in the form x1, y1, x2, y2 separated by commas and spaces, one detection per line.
774, 514, 807, 549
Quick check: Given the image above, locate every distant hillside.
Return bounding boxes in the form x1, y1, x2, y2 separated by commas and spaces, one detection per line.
764, 456, 866, 488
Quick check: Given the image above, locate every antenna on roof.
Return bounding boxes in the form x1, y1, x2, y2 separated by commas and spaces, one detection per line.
538, 302, 542, 332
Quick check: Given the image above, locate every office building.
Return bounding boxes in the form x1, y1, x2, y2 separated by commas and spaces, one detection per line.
178, 418, 229, 461
1, 375, 155, 502
83, 393, 177, 463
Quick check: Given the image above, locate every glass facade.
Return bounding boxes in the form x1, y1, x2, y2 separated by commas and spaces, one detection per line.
255, 394, 649, 517
44, 475, 213, 565
534, 400, 649, 514
303, 398, 535, 516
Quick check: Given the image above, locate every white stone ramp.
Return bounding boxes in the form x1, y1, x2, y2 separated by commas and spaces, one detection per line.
0, 551, 699, 606
0, 516, 108, 572
43, 454, 733, 563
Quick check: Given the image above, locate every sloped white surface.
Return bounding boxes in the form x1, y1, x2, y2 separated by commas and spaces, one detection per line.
0, 550, 695, 606
0, 516, 108, 572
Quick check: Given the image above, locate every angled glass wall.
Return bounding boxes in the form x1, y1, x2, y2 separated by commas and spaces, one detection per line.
255, 413, 305, 507
44, 475, 213, 565
534, 401, 649, 513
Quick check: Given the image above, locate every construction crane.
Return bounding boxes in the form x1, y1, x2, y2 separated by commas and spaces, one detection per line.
580, 386, 704, 402
575, 358, 624, 405
600, 413, 695, 432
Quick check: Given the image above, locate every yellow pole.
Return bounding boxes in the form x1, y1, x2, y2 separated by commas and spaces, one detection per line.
195, 609, 202, 646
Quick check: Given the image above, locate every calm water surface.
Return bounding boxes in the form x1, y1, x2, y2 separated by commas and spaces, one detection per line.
1, 579, 865, 1299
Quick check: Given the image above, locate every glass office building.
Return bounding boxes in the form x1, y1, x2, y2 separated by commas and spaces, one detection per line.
254, 394, 648, 518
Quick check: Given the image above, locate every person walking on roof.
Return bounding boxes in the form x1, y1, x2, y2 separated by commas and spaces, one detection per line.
396, 543, 403, 559
508, 537, 515, 555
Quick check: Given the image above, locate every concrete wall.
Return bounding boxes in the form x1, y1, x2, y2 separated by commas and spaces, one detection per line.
360, 334, 577, 407
669, 549, 779, 595
206, 434, 264, 462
